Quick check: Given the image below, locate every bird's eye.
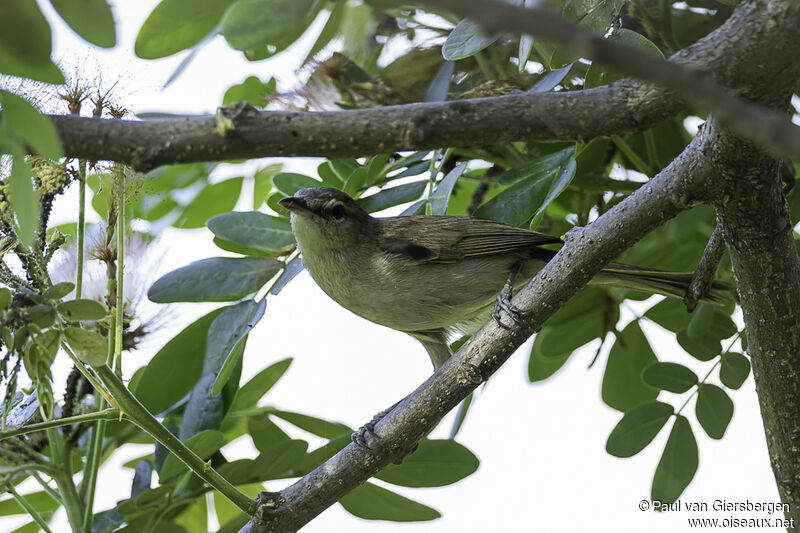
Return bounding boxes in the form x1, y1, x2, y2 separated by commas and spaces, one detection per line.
331, 204, 345, 220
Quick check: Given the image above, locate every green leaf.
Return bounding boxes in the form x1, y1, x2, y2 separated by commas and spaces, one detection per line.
180, 373, 224, 440
64, 327, 108, 366
708, 311, 737, 340
641, 362, 698, 394
424, 60, 454, 102
695, 384, 733, 439
272, 173, 322, 196
719, 352, 750, 390
208, 211, 295, 255
269, 410, 351, 439
517, 0, 537, 71
606, 401, 674, 458
342, 167, 367, 197
644, 298, 693, 333
677, 330, 721, 361
212, 484, 261, 530
304, 1, 345, 62
375, 439, 479, 487
0, 288, 12, 312
7, 148, 40, 249
686, 303, 714, 338
146, 162, 213, 191
529, 63, 574, 93
253, 164, 282, 208
222, 76, 276, 108
148, 257, 281, 302
254, 439, 309, 479
1, 91, 63, 159
0, 490, 58, 516
0, 1, 64, 83
159, 430, 226, 481
209, 299, 267, 395
174, 177, 243, 229
247, 416, 291, 452
58, 299, 107, 321
43, 282, 74, 300
229, 358, 292, 412
299, 433, 350, 473
366, 154, 390, 185
528, 349, 572, 382
585, 29, 663, 88
134, 308, 225, 414
651, 416, 698, 504
29, 304, 56, 328
429, 162, 467, 215
24, 329, 61, 379
135, 0, 235, 59
339, 482, 440, 522
528, 288, 614, 382
221, 0, 317, 51
317, 161, 345, 187
49, 0, 116, 47
442, 19, 498, 61
357, 181, 427, 213
474, 146, 576, 226
602, 321, 658, 411
269, 256, 304, 295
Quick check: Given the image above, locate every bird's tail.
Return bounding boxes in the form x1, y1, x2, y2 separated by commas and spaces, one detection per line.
592, 263, 734, 303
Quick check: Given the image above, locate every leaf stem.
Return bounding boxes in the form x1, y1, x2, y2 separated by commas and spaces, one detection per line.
675, 332, 741, 416
114, 170, 125, 374
611, 135, 652, 177
0, 408, 118, 441
81, 311, 116, 530
94, 365, 256, 515
44, 425, 84, 532
31, 472, 63, 505
76, 160, 86, 298
5, 484, 54, 533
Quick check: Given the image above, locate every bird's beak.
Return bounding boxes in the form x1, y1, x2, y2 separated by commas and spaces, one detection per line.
278, 196, 309, 212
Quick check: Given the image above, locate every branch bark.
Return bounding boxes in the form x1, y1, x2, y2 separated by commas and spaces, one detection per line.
238, 131, 716, 533
48, 85, 678, 172
683, 217, 725, 312
37, 0, 796, 171
416, 0, 800, 160
710, 118, 800, 526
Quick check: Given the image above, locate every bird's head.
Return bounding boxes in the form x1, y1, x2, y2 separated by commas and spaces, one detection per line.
279, 187, 371, 252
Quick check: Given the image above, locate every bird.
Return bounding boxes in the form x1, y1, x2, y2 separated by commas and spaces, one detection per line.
278, 187, 731, 371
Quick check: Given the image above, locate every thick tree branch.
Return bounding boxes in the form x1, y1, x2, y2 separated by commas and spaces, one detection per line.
48, 85, 677, 172
416, 0, 800, 161
38, 0, 793, 171
710, 119, 800, 527
239, 130, 716, 533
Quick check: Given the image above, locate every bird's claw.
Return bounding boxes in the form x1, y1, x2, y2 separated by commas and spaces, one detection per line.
492, 287, 527, 327
351, 420, 380, 450
352, 404, 396, 450
492, 261, 527, 328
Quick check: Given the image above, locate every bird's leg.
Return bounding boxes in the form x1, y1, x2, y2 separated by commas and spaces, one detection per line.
492, 260, 527, 327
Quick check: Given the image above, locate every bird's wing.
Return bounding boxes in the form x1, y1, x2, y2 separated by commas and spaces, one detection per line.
377, 216, 562, 263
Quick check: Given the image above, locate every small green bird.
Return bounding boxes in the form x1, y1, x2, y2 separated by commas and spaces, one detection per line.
279, 187, 730, 371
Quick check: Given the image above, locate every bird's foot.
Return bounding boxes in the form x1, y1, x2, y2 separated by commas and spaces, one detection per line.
351, 401, 399, 450
492, 261, 527, 327
351, 400, 418, 464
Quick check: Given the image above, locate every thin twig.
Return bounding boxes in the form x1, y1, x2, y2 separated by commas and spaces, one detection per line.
683, 219, 726, 312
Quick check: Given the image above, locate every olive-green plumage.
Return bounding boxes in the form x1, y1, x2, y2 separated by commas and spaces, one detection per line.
280, 187, 731, 370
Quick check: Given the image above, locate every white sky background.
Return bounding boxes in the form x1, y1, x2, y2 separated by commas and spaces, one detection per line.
2, 1, 783, 532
